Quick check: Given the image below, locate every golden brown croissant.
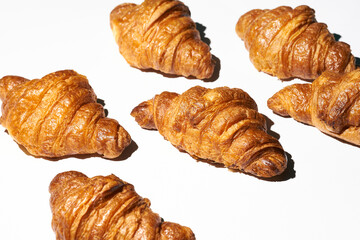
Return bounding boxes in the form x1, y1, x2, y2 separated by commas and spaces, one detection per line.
236, 5, 355, 80
131, 86, 287, 178
49, 171, 195, 240
268, 69, 360, 146
110, 0, 215, 79
0, 70, 131, 158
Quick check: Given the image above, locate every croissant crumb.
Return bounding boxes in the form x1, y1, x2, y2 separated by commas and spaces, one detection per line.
131, 86, 287, 178
236, 5, 355, 80
49, 171, 195, 240
110, 0, 215, 79
268, 69, 360, 146
0, 70, 131, 159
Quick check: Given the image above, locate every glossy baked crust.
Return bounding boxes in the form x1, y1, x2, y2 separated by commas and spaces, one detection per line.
110, 0, 215, 79
131, 86, 287, 178
49, 171, 195, 240
0, 70, 131, 158
236, 5, 355, 80
268, 69, 360, 146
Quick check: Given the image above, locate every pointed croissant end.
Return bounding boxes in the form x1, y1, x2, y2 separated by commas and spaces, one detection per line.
245, 148, 287, 178
110, 3, 137, 26
176, 40, 215, 79
160, 222, 196, 240
0, 75, 29, 101
131, 99, 157, 130
235, 9, 264, 40
49, 171, 87, 193
325, 42, 356, 74
267, 93, 290, 117
94, 118, 132, 159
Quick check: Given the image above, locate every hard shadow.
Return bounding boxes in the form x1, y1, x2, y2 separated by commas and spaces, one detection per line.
333, 33, 341, 41
195, 22, 211, 46
97, 98, 108, 117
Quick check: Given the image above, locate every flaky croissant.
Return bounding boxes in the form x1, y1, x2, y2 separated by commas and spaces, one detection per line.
0, 70, 131, 158
131, 86, 287, 178
49, 171, 195, 240
268, 69, 360, 146
236, 5, 355, 80
110, 0, 215, 79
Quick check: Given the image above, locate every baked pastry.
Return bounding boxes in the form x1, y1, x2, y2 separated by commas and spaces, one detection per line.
268, 69, 360, 146
49, 171, 195, 240
0, 70, 131, 158
110, 0, 215, 79
131, 86, 287, 178
236, 5, 355, 80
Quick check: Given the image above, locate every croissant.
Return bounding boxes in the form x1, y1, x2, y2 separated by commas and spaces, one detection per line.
49, 171, 195, 240
131, 86, 287, 178
268, 69, 360, 146
0, 70, 131, 158
235, 5, 355, 80
110, 0, 215, 79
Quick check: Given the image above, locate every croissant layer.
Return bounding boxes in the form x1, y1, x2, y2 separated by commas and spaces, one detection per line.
236, 5, 355, 80
110, 0, 215, 79
268, 69, 360, 146
131, 86, 287, 178
0, 70, 131, 158
49, 171, 195, 240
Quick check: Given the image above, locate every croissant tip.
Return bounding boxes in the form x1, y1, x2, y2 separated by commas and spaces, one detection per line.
245, 149, 287, 178
267, 94, 289, 117
131, 100, 157, 129
49, 171, 87, 192
0, 75, 29, 101
110, 3, 137, 21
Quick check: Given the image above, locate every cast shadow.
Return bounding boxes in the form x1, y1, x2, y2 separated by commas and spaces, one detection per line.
97, 98, 108, 117
195, 22, 211, 46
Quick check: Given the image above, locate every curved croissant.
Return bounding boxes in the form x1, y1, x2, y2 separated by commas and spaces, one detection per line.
268, 69, 360, 146
236, 5, 355, 80
110, 0, 215, 79
0, 70, 131, 158
131, 86, 287, 178
49, 171, 195, 240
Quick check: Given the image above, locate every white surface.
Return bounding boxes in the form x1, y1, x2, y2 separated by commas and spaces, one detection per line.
0, 0, 360, 239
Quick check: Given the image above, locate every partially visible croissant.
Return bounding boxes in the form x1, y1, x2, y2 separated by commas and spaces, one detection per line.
131, 86, 287, 178
236, 5, 355, 80
268, 69, 360, 146
0, 70, 131, 158
49, 171, 195, 240
110, 0, 215, 79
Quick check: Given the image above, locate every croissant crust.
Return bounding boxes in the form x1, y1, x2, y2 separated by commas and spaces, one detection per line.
0, 70, 131, 158
236, 5, 355, 80
131, 86, 287, 178
110, 0, 215, 79
268, 69, 360, 146
49, 171, 195, 240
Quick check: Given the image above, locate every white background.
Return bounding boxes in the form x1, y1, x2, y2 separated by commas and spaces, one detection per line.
0, 0, 360, 239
